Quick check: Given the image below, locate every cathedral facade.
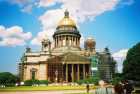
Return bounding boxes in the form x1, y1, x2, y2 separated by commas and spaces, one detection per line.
19, 10, 115, 83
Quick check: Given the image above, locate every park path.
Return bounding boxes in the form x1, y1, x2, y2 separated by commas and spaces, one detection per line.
0, 90, 95, 94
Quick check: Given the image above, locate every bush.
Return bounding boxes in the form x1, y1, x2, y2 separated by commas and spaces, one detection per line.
84, 77, 100, 85
24, 79, 40, 86
111, 73, 124, 85
111, 77, 122, 85
76, 76, 100, 85
76, 80, 85, 85
24, 80, 49, 86
39, 80, 49, 85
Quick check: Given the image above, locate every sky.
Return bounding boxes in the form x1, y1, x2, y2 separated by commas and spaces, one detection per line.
0, 0, 140, 74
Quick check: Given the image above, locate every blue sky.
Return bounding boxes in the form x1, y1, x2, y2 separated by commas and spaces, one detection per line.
0, 0, 140, 73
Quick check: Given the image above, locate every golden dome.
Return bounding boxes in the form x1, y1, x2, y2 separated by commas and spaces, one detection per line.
58, 10, 76, 27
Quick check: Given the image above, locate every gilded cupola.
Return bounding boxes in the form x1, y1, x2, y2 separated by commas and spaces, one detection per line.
57, 10, 76, 27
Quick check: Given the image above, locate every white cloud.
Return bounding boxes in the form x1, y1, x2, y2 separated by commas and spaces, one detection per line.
0, 25, 32, 47
31, 0, 135, 45
38, 0, 60, 7
32, 0, 120, 45
8, 0, 35, 13
112, 49, 128, 58
38, 0, 120, 23
80, 34, 85, 47
31, 9, 64, 45
21, 4, 33, 13
31, 29, 54, 45
39, 9, 63, 30
112, 49, 128, 73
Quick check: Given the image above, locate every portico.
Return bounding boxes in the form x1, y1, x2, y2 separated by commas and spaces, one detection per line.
47, 52, 90, 82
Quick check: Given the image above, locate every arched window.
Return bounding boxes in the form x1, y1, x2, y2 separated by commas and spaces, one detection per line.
30, 68, 37, 80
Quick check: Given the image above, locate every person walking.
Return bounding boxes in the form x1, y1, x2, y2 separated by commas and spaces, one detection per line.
95, 80, 113, 94
86, 84, 90, 93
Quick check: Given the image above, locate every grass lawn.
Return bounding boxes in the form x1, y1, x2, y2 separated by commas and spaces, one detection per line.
1, 85, 139, 92
0, 85, 96, 91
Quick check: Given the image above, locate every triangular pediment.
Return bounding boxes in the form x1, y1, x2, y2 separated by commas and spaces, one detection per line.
47, 52, 90, 64
61, 52, 90, 64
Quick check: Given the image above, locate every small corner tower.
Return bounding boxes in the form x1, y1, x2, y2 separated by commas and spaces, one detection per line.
84, 37, 96, 55
41, 39, 51, 52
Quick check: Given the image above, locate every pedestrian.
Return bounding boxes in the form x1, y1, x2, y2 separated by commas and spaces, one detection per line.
95, 80, 113, 94
124, 80, 134, 94
114, 82, 124, 94
86, 83, 89, 93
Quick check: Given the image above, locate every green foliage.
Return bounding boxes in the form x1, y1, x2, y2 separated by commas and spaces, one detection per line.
76, 80, 84, 85
76, 76, 100, 85
24, 79, 40, 86
111, 76, 122, 85
39, 80, 49, 85
24, 80, 49, 86
0, 72, 17, 86
123, 42, 140, 81
114, 73, 123, 77
88, 76, 100, 85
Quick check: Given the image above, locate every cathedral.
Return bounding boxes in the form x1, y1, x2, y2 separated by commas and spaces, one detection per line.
19, 10, 115, 83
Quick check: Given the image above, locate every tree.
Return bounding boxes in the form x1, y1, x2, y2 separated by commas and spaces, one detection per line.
76, 74, 100, 85
123, 42, 140, 81
0, 72, 17, 86
111, 73, 123, 85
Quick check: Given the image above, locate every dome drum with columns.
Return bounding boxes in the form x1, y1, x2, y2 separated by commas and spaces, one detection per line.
53, 10, 81, 50
18, 10, 116, 83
